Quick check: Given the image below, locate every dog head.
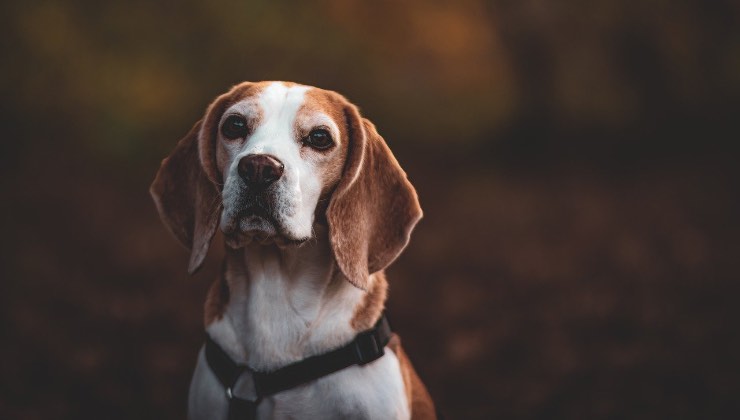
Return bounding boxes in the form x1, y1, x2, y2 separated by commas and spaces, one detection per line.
150, 81, 422, 289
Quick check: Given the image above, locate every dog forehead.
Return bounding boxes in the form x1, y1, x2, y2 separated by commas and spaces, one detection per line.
220, 81, 304, 120
221, 82, 333, 115
258, 82, 310, 115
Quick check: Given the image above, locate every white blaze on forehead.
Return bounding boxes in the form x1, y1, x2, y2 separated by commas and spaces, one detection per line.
259, 82, 311, 122
250, 82, 310, 152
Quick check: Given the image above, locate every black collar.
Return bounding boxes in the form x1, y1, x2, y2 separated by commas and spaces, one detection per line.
204, 314, 392, 420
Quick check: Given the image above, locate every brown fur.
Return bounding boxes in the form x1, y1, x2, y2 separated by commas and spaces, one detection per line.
299, 89, 350, 197
351, 271, 388, 330
326, 104, 423, 290
149, 120, 221, 274
204, 262, 230, 326
388, 335, 437, 420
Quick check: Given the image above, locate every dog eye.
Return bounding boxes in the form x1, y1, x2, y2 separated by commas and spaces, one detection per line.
304, 129, 334, 150
221, 115, 249, 140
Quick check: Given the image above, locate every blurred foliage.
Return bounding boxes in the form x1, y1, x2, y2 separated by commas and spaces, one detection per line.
3, 0, 738, 165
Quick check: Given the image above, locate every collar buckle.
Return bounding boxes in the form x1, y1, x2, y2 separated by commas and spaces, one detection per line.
353, 329, 385, 365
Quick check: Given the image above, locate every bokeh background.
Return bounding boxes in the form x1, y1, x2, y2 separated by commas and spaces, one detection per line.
2, 0, 739, 418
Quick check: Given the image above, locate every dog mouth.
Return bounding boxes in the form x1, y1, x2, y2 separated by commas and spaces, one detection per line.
239, 205, 275, 224
223, 204, 276, 236
222, 204, 309, 248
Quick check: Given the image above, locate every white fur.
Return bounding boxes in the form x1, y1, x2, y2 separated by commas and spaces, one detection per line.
189, 83, 410, 419
216, 226, 361, 369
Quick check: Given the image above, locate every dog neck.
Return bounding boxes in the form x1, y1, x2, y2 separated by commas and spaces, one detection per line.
204, 225, 387, 372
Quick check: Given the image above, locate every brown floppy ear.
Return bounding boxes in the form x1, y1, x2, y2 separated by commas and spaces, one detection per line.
327, 104, 423, 290
149, 120, 221, 274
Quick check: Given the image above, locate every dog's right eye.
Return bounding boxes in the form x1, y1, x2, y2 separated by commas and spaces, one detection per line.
221, 115, 249, 140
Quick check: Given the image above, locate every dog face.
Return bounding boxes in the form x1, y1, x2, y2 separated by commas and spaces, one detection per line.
151, 81, 422, 289
214, 82, 346, 247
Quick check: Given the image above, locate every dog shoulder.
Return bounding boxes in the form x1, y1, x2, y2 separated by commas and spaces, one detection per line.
387, 335, 438, 420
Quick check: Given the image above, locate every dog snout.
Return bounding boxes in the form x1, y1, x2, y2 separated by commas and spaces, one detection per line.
238, 154, 285, 188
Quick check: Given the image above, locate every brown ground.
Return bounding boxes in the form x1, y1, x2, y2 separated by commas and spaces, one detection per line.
2, 142, 738, 419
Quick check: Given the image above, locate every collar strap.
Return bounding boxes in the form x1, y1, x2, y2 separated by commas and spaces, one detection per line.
205, 314, 392, 405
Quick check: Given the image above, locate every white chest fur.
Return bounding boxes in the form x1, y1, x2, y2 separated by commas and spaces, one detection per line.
188, 234, 409, 419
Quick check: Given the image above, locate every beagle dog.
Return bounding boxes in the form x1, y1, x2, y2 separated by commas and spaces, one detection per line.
150, 81, 436, 419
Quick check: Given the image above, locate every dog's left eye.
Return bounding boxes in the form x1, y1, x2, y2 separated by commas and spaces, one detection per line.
221, 115, 249, 140
304, 129, 334, 150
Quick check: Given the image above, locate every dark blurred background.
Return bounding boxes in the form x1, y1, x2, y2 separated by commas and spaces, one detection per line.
2, 0, 739, 418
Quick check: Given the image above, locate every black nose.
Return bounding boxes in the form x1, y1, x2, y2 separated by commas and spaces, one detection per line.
238, 154, 284, 187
